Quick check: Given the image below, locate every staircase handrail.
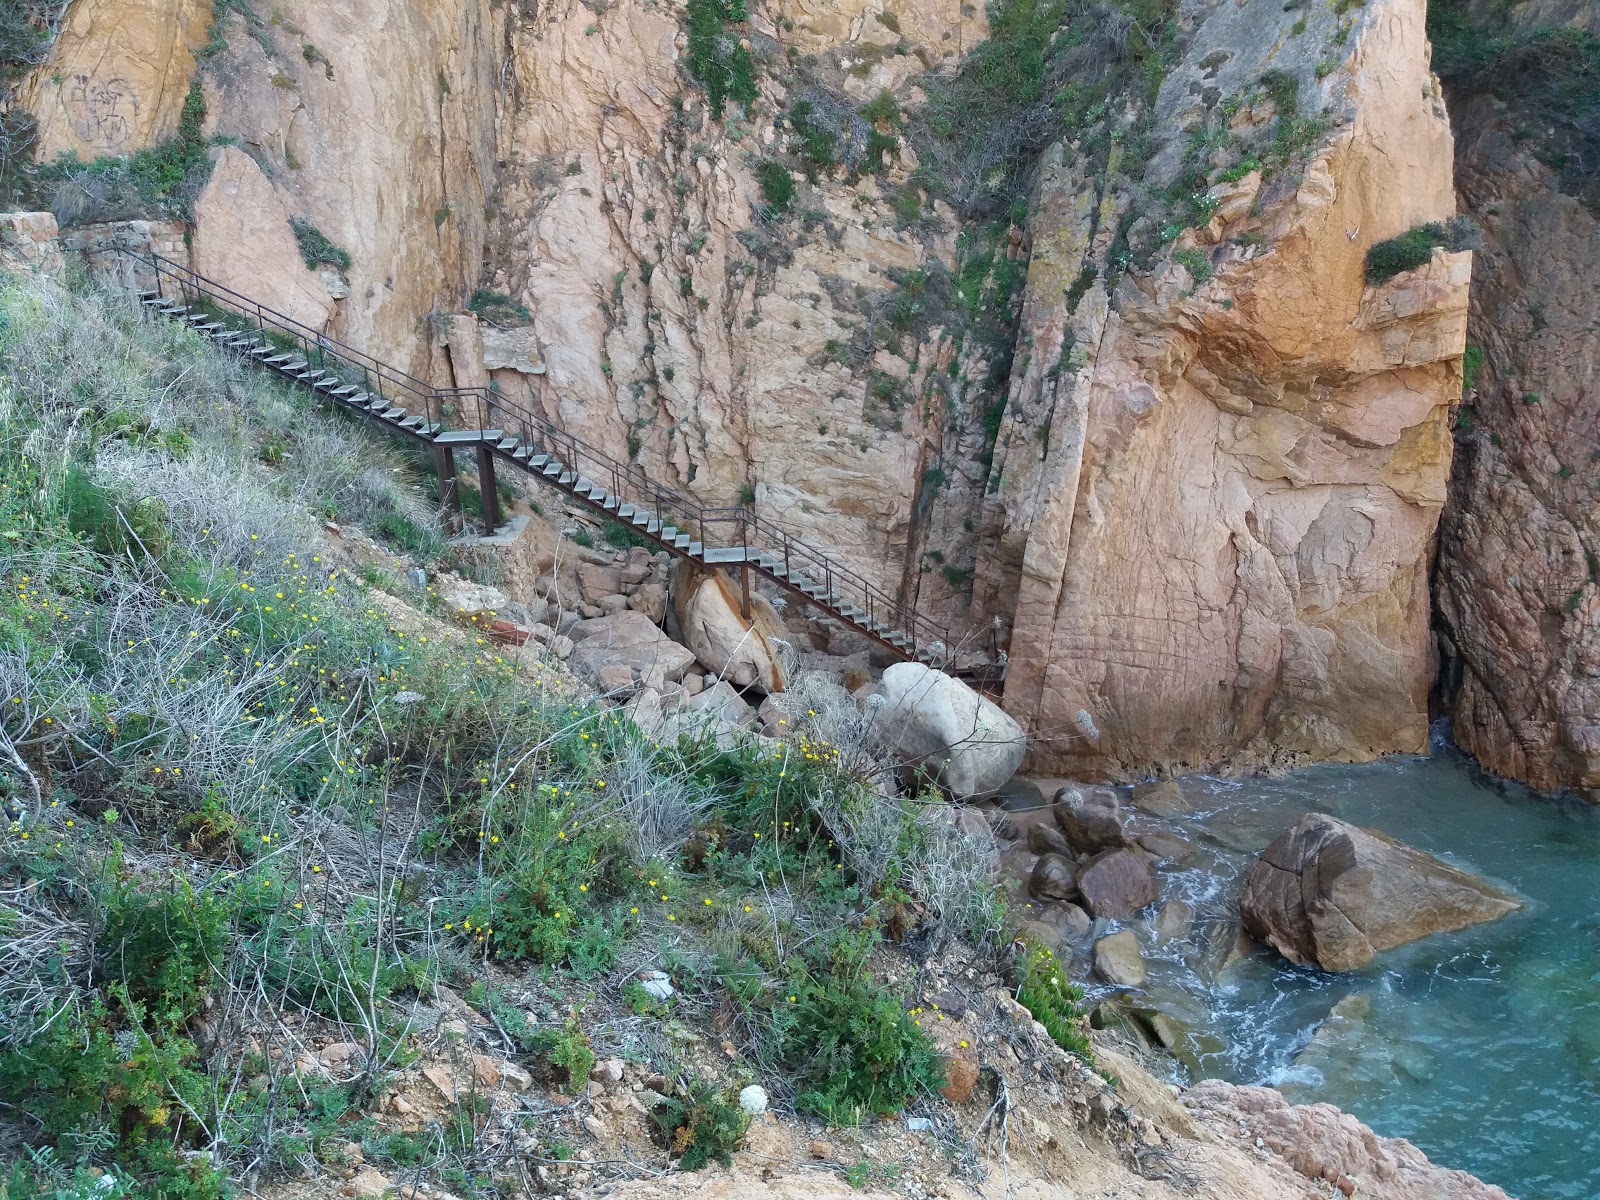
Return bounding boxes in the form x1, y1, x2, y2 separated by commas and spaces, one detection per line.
123, 246, 969, 668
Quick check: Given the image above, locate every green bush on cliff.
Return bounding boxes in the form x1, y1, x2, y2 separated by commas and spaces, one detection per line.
1364, 218, 1477, 284
685, 0, 758, 119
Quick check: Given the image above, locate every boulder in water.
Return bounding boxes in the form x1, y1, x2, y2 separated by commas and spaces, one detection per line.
1076, 848, 1158, 919
1239, 813, 1521, 971
1052, 785, 1132, 854
1028, 853, 1079, 902
1093, 930, 1147, 987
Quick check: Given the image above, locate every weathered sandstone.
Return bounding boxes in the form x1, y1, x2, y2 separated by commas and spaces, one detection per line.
987, 0, 1469, 776
1239, 812, 1520, 970
20, 0, 211, 160
1433, 4, 1600, 792
191, 146, 334, 331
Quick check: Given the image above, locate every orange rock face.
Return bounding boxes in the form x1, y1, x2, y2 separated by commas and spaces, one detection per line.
982, 0, 1469, 776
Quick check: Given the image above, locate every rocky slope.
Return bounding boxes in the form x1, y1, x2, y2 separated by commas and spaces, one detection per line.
1433, 0, 1600, 792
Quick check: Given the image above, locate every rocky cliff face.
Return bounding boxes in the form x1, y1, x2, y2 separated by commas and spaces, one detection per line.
474, 0, 996, 614
16, 0, 1468, 780
985, 0, 1467, 775
1433, 1, 1600, 792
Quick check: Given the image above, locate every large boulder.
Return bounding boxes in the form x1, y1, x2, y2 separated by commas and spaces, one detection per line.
1075, 848, 1158, 919
568, 610, 697, 686
668, 560, 788, 692
1053, 785, 1132, 854
1239, 814, 1521, 972
868, 662, 1026, 799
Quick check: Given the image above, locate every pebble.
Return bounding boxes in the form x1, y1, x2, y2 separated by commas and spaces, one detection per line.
809, 1140, 834, 1159
738, 1084, 769, 1115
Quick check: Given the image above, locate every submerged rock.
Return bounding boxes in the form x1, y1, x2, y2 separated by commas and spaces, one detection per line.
1130, 778, 1191, 817
1152, 899, 1194, 942
1239, 813, 1521, 971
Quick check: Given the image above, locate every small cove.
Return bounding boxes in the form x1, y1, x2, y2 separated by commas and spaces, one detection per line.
1046, 735, 1600, 1199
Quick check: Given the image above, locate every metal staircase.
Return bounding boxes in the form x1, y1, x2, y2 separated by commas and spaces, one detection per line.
124, 247, 979, 671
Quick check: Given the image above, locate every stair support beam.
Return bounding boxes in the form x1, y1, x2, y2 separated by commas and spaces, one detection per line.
475, 441, 500, 536
434, 442, 462, 533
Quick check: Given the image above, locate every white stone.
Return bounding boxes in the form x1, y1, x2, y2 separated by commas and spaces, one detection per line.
868, 662, 1025, 799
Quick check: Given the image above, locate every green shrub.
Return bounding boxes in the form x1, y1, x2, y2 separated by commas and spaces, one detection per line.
861, 88, 903, 126
0, 1002, 225, 1198
604, 517, 656, 549
289, 217, 352, 271
1172, 246, 1214, 284
1462, 342, 1485, 391
756, 160, 795, 216
98, 874, 230, 1028
686, 0, 759, 119
61, 465, 169, 561
532, 1015, 594, 1091
1014, 935, 1092, 1059
787, 100, 838, 177
1363, 221, 1470, 283
651, 1079, 751, 1169
773, 930, 945, 1123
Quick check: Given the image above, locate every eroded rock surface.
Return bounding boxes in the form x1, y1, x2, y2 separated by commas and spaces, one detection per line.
1187, 1079, 1513, 1200
1434, 14, 1600, 791
988, 0, 1468, 776
1239, 813, 1520, 970
20, 0, 212, 159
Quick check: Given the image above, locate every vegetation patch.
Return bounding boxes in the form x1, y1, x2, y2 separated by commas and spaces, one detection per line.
35, 78, 225, 222
685, 0, 759, 119
290, 217, 352, 272
1364, 218, 1476, 284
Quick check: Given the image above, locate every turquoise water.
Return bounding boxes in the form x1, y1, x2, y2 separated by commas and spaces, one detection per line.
1119, 737, 1600, 1200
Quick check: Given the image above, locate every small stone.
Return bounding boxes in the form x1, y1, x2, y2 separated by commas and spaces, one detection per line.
422, 1064, 456, 1100
738, 1084, 769, 1115
809, 1140, 834, 1159
1336, 1175, 1357, 1197
590, 1057, 625, 1085
582, 1114, 610, 1141
407, 567, 428, 589
470, 1054, 501, 1088
639, 974, 674, 1002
